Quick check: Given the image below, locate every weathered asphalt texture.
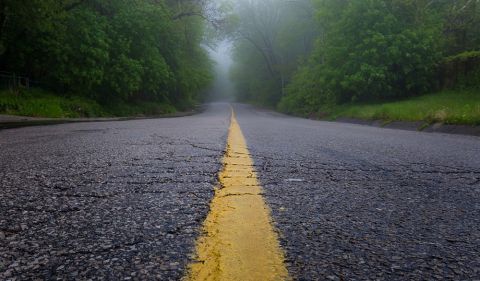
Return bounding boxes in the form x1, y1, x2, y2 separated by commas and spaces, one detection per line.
233, 104, 480, 281
0, 103, 230, 280
1, 103, 479, 281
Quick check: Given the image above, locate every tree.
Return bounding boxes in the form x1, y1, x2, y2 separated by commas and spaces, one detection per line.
227, 0, 318, 106
0, 0, 216, 110
279, 0, 444, 114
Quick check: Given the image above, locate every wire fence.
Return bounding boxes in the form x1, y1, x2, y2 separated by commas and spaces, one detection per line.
0, 71, 38, 91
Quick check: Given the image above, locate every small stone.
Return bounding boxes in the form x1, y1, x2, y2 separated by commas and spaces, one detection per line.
285, 178, 303, 182
391, 265, 401, 270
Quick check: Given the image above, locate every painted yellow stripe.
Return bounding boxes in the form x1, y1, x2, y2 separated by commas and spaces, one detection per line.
185, 108, 290, 281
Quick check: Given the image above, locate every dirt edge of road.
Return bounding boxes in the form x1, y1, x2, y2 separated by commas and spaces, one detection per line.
0, 106, 205, 130
334, 117, 480, 137
251, 105, 480, 137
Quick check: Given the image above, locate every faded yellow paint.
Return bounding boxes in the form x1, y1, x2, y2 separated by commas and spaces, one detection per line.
185, 109, 290, 281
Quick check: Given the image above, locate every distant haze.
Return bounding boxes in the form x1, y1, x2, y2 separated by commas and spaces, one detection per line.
208, 40, 235, 102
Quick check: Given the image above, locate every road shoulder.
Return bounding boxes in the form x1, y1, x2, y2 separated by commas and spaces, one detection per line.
0, 107, 203, 130
252, 105, 480, 137
335, 117, 480, 137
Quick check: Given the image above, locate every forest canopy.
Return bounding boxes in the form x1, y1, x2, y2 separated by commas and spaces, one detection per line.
0, 0, 216, 111
226, 0, 480, 115
1, 0, 478, 117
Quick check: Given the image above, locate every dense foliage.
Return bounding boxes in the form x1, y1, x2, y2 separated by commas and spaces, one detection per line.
227, 0, 480, 115
0, 0, 214, 110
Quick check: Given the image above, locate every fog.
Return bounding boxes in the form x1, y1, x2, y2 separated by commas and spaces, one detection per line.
207, 40, 235, 102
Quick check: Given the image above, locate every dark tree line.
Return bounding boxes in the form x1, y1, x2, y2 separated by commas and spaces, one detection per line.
227, 0, 480, 114
0, 0, 215, 109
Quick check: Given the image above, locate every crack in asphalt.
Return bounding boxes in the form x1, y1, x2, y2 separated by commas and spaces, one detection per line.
232, 103, 480, 281
0, 104, 231, 280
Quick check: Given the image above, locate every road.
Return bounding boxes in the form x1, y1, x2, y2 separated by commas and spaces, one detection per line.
1, 103, 479, 280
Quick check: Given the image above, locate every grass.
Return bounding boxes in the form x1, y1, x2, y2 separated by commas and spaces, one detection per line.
0, 88, 106, 118
0, 88, 176, 118
329, 89, 480, 126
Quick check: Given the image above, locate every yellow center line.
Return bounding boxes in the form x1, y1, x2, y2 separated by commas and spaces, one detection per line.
184, 108, 290, 281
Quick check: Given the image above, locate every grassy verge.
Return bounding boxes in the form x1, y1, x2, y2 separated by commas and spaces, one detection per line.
328, 89, 480, 126
0, 88, 176, 118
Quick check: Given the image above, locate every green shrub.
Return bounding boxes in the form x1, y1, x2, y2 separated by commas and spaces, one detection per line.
442, 51, 480, 89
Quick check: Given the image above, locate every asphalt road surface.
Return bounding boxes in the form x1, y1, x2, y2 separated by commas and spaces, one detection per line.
1, 103, 479, 280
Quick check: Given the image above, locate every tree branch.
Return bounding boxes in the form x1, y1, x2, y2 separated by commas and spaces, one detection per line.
64, 0, 86, 11
237, 31, 276, 78
172, 11, 206, 20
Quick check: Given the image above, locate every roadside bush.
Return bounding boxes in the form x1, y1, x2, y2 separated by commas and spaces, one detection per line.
279, 0, 442, 115
442, 51, 480, 89
0, 88, 106, 117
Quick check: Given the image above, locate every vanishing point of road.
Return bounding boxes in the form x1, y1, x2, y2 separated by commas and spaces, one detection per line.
1, 103, 479, 280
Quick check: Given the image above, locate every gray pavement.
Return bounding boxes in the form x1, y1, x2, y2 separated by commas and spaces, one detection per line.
1, 103, 479, 280
0, 104, 230, 280
0, 114, 122, 123
0, 110, 200, 130
233, 104, 480, 281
